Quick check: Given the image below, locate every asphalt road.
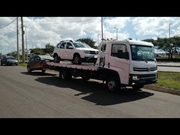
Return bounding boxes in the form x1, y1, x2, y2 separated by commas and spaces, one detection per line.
0, 65, 180, 118
158, 66, 180, 72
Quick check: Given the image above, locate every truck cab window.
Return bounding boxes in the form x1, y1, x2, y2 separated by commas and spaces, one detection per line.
111, 44, 127, 57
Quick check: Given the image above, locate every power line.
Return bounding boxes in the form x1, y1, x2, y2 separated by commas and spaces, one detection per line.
0, 18, 17, 29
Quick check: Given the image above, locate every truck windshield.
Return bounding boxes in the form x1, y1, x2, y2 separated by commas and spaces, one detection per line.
130, 44, 155, 61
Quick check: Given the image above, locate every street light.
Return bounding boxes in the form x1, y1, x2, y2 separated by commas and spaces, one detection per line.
114, 27, 118, 40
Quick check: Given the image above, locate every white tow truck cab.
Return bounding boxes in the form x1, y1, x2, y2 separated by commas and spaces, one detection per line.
96, 38, 157, 91
47, 38, 158, 92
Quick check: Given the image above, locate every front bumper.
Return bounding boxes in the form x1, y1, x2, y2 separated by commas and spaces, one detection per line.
129, 73, 158, 86
82, 54, 98, 63
7, 61, 18, 65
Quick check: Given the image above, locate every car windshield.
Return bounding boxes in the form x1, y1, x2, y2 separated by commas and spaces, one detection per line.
130, 44, 155, 61
73, 42, 91, 48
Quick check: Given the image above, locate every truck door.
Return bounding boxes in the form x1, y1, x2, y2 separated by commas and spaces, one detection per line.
108, 43, 130, 84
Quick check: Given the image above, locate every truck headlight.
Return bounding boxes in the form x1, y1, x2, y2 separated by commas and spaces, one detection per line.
132, 76, 139, 80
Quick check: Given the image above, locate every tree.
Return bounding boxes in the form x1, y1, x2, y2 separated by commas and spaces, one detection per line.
45, 43, 54, 54
30, 48, 45, 55
144, 37, 180, 59
76, 37, 98, 49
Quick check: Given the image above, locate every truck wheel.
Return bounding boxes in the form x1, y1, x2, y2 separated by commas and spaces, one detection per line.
54, 54, 60, 63
73, 54, 81, 65
106, 77, 120, 93
59, 69, 71, 81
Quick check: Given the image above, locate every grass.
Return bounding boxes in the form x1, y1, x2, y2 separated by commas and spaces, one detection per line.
18, 62, 27, 67
155, 71, 180, 89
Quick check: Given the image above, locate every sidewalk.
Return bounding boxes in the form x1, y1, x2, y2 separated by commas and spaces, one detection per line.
157, 62, 180, 67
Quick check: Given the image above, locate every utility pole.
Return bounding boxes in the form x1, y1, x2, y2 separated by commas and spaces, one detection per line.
114, 27, 118, 40
98, 34, 100, 44
25, 26, 28, 61
101, 17, 103, 41
169, 23, 171, 38
21, 17, 25, 63
17, 17, 19, 61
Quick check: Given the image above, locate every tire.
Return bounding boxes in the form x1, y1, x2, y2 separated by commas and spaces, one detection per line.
73, 54, 81, 65
54, 54, 60, 63
27, 66, 32, 73
106, 77, 120, 93
59, 69, 72, 81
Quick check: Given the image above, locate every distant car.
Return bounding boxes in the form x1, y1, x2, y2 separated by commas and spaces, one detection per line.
1, 56, 18, 66
27, 55, 54, 73
52, 40, 99, 65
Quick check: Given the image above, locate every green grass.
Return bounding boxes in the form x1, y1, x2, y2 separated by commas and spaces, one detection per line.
18, 62, 27, 67
155, 71, 180, 89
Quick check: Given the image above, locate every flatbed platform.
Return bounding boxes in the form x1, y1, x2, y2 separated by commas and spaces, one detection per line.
46, 62, 98, 71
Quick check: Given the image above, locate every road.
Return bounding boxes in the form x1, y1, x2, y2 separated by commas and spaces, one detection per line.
0, 65, 180, 118
158, 66, 180, 72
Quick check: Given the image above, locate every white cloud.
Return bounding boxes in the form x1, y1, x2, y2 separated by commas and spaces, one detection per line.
132, 17, 180, 37
1, 17, 180, 55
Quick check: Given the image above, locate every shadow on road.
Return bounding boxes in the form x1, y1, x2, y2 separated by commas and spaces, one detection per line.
34, 75, 154, 106
21, 71, 57, 77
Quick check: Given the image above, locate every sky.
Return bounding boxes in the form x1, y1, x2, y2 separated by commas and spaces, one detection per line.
0, 17, 180, 55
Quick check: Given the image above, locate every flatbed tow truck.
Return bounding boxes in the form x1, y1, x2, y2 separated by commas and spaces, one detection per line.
46, 39, 158, 92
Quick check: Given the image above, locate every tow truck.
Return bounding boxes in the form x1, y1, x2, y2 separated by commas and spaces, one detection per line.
47, 38, 158, 92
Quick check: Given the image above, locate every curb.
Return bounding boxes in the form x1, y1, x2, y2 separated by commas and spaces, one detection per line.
157, 65, 180, 67
143, 85, 180, 96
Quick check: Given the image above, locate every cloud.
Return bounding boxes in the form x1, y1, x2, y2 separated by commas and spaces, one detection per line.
1, 17, 180, 55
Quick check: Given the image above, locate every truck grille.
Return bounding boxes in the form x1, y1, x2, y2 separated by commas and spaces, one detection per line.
133, 66, 157, 72
90, 51, 98, 54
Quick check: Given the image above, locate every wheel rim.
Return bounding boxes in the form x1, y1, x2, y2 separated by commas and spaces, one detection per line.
61, 72, 66, 79
108, 80, 116, 91
55, 56, 58, 62
74, 55, 79, 64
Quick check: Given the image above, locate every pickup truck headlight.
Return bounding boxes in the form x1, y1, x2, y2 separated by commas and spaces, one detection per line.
84, 50, 91, 54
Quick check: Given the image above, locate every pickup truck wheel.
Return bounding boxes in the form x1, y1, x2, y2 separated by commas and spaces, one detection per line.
106, 77, 120, 93
54, 55, 60, 63
73, 54, 81, 65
